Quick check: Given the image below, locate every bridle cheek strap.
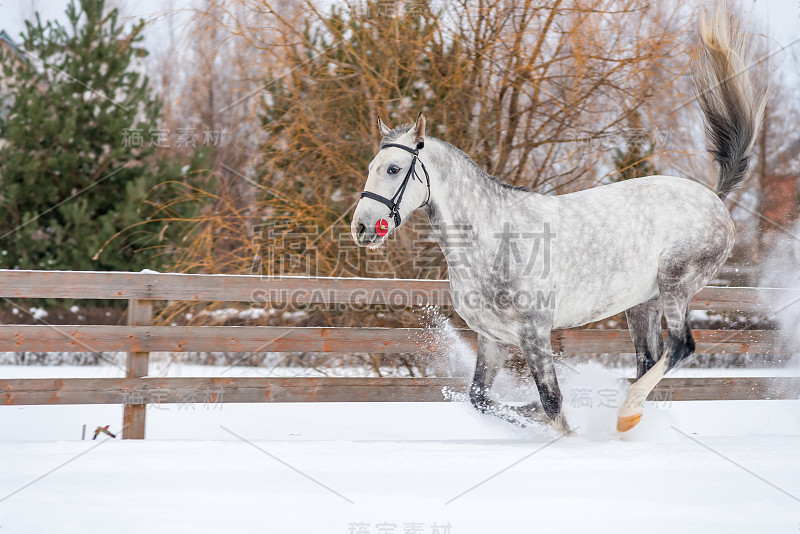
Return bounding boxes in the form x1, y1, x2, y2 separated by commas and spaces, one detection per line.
360, 142, 431, 227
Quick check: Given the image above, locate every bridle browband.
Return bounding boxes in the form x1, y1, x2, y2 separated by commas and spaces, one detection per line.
360, 141, 431, 227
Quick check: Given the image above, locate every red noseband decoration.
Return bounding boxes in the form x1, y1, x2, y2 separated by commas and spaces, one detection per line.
375, 218, 389, 237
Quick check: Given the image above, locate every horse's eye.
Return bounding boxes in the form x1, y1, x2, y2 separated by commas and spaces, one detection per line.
387, 166, 400, 175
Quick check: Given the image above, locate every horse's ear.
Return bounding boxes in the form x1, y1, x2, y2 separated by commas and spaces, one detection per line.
377, 117, 391, 137
413, 112, 426, 146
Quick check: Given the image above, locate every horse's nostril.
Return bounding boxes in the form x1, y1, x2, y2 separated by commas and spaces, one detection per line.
357, 222, 367, 240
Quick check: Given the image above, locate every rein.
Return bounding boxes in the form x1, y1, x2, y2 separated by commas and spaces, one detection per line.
360, 142, 431, 227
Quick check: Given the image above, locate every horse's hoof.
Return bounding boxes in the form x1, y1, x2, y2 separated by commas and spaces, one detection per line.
616, 353, 667, 433
616, 413, 642, 432
552, 413, 572, 436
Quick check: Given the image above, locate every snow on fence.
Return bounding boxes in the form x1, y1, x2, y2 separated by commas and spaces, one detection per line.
0, 269, 798, 439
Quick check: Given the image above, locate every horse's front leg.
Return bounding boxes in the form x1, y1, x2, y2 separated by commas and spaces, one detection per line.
518, 329, 571, 435
469, 335, 508, 413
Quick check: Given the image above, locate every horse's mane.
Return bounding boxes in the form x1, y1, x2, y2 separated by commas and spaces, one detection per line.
380, 124, 531, 193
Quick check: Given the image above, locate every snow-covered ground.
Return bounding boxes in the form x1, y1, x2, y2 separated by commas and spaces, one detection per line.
2, 363, 800, 533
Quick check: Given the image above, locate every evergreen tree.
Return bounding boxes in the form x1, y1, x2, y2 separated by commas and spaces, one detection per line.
0, 0, 199, 271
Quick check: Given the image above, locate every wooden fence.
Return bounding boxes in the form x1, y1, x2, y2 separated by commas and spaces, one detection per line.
0, 270, 798, 439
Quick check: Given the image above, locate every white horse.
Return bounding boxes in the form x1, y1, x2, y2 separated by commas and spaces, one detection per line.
351, 2, 767, 434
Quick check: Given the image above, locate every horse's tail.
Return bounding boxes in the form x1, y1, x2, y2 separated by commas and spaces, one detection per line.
692, 1, 768, 200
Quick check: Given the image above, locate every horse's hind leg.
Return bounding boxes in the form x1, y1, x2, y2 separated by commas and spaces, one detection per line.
618, 267, 706, 432
469, 335, 508, 413
625, 297, 664, 380
660, 293, 696, 372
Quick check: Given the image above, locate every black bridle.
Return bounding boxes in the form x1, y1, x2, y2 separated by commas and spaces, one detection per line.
360, 141, 431, 227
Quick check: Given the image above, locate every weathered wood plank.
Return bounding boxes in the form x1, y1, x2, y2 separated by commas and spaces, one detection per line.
0, 325, 787, 355
123, 300, 152, 440
0, 270, 452, 306
0, 270, 791, 312
2, 376, 798, 405
653, 377, 800, 401
690, 286, 779, 313
125, 300, 153, 377
122, 398, 146, 439
557, 329, 787, 355
0, 325, 450, 353
1, 377, 463, 404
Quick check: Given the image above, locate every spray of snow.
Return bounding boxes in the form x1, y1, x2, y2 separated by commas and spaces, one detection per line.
758, 221, 800, 399
760, 221, 800, 354
559, 361, 681, 442
415, 305, 476, 379
413, 306, 686, 440
413, 306, 537, 434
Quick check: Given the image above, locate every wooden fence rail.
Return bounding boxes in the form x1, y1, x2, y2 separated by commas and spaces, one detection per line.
4, 377, 798, 405
0, 269, 795, 311
0, 270, 798, 439
0, 326, 786, 354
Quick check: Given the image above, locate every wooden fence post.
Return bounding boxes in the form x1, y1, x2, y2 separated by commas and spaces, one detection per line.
123, 299, 152, 439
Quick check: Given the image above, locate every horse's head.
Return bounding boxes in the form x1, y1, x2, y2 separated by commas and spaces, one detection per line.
351, 113, 430, 248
